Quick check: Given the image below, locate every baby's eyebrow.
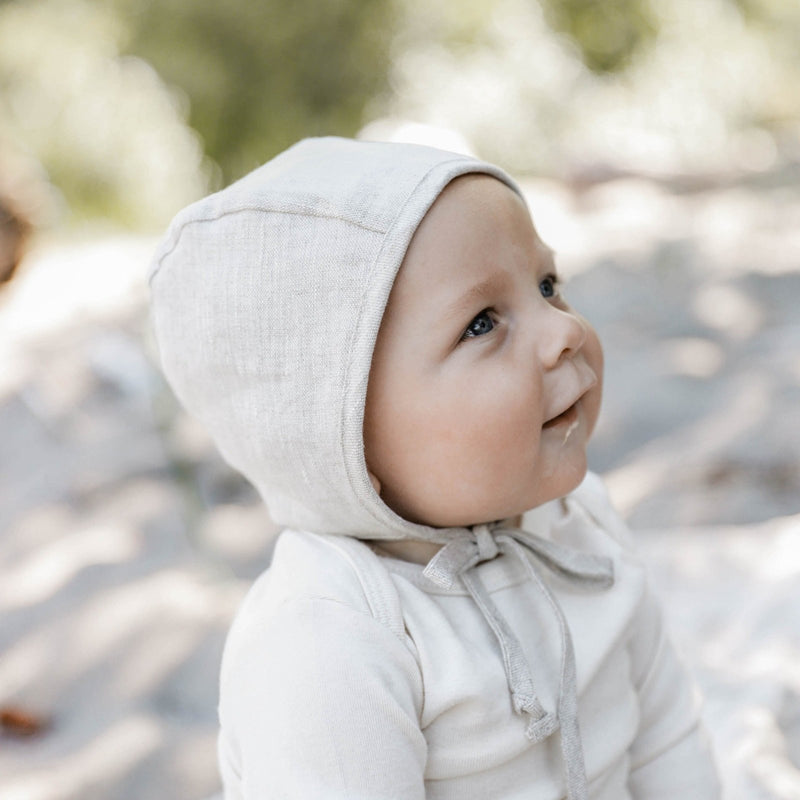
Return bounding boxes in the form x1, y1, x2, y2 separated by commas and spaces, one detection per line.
442, 271, 509, 325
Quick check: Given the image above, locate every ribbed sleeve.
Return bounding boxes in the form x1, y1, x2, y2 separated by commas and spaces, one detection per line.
219, 596, 427, 799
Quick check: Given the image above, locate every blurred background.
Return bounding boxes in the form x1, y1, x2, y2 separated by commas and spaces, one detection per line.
1, 0, 798, 797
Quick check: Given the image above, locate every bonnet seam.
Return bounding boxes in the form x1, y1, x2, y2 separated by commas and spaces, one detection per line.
149, 204, 387, 285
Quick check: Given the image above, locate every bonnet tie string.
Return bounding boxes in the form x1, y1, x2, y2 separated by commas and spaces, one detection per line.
422, 522, 614, 800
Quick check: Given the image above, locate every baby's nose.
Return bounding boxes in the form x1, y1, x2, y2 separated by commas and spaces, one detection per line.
539, 307, 587, 369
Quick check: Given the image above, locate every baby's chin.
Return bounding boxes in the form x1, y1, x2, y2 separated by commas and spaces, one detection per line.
542, 447, 590, 498
499, 456, 588, 523
378, 449, 591, 530
423, 472, 589, 529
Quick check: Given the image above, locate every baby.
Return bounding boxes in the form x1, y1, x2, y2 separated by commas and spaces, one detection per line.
149, 138, 720, 799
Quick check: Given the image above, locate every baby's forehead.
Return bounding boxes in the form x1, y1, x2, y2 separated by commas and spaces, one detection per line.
380, 173, 553, 326
405, 172, 548, 262
421, 173, 541, 238
433, 171, 523, 207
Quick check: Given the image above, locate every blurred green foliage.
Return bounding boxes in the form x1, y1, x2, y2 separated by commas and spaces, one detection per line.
0, 0, 209, 228
540, 0, 658, 72
115, 0, 397, 185
731, 0, 800, 125
1, 0, 798, 228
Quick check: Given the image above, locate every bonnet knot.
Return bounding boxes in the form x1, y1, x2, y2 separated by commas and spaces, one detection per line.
474, 524, 499, 562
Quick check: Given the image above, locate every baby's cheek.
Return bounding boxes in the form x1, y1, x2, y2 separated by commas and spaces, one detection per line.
471, 388, 543, 468
583, 328, 605, 435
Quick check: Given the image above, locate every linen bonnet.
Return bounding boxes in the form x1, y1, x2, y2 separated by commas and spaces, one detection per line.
148, 136, 523, 542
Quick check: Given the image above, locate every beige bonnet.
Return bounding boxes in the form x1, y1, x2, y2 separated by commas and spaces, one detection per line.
148, 136, 520, 542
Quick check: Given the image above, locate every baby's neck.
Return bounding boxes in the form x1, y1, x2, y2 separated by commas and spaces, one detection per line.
368, 539, 441, 565
368, 514, 524, 565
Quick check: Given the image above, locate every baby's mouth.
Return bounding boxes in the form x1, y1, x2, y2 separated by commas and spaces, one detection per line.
543, 401, 582, 445
543, 401, 579, 430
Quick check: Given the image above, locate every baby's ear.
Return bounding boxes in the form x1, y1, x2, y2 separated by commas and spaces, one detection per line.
367, 470, 382, 496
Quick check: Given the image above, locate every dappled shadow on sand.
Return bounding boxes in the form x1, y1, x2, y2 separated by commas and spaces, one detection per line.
552, 170, 800, 529
0, 165, 798, 798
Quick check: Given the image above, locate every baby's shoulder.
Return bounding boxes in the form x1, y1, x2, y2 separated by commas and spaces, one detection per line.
226, 529, 405, 646
218, 531, 423, 737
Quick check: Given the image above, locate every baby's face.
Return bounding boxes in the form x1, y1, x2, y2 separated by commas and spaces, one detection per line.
364, 175, 603, 528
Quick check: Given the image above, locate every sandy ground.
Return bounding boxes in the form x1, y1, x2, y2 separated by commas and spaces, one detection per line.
1, 165, 799, 799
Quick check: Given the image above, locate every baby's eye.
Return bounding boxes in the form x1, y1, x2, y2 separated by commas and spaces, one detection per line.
539, 274, 560, 299
461, 309, 495, 340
